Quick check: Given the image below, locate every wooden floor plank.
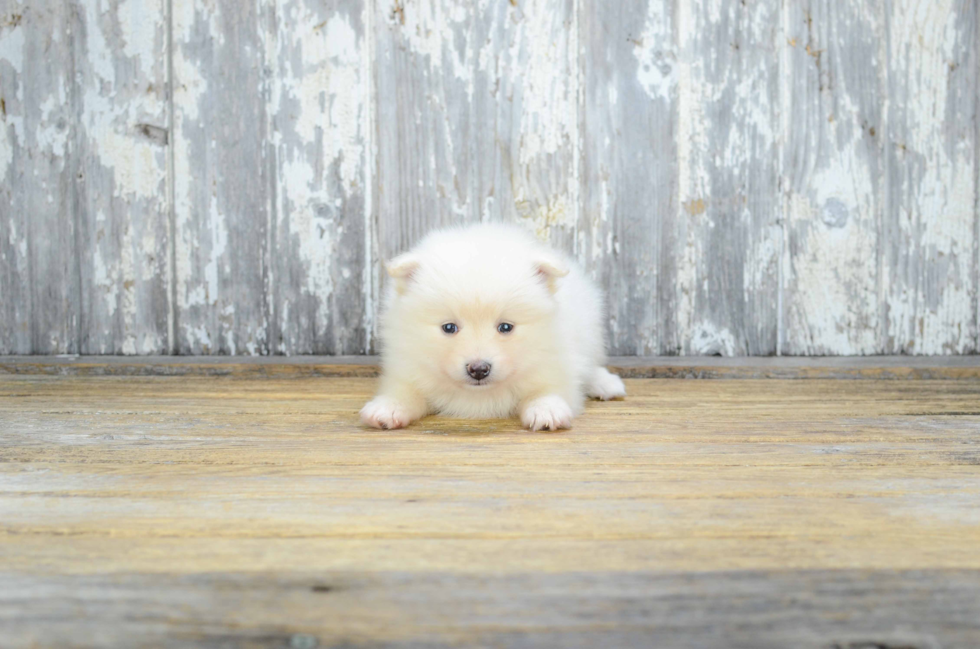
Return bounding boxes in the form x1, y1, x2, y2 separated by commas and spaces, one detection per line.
3, 570, 979, 649
2, 375, 979, 647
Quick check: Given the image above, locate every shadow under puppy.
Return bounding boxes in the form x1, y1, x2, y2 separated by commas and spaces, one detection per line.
361, 224, 626, 432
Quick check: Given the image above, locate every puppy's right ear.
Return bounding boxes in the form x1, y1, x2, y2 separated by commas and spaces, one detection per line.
386, 254, 420, 294
534, 254, 570, 294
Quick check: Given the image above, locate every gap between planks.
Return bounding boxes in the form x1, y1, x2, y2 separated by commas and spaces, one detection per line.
0, 355, 978, 379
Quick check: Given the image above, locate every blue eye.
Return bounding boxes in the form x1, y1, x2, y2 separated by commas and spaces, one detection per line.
442, 323, 459, 335
497, 323, 514, 334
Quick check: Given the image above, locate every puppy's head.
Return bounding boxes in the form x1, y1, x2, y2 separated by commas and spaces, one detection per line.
382, 227, 568, 393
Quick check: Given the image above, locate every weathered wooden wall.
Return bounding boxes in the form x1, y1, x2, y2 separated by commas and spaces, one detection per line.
1, 0, 977, 356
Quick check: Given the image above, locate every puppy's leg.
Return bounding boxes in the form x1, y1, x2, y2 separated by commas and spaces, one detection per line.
360, 386, 427, 430
585, 367, 626, 401
520, 395, 574, 432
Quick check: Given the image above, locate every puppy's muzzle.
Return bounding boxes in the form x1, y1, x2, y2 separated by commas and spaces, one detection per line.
466, 361, 492, 381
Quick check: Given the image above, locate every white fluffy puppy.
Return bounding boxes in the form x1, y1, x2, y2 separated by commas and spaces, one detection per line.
360, 223, 626, 431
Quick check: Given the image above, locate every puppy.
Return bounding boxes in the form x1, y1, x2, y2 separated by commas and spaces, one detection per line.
360, 223, 626, 431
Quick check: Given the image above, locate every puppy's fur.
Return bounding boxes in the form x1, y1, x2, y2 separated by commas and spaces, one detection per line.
360, 224, 626, 431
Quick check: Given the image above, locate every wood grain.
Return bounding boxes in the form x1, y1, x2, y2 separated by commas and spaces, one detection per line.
0, 2, 31, 354
271, 0, 371, 355
2, 374, 980, 646
882, 0, 978, 354
374, 0, 579, 261
1, 0, 978, 356
3, 354, 980, 379
3, 570, 979, 648
580, 0, 676, 355
171, 0, 272, 354
0, 1, 79, 354
676, 0, 781, 356
73, 0, 171, 354
781, 0, 883, 355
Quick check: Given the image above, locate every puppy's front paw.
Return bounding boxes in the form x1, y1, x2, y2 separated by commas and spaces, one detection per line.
587, 367, 626, 401
521, 395, 574, 432
360, 396, 418, 430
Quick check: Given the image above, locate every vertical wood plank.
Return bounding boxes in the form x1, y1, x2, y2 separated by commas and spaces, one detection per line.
882, 0, 978, 354
0, 2, 79, 354
271, 0, 369, 355
490, 0, 578, 254
1, 0, 977, 357
373, 0, 577, 260
171, 0, 272, 354
580, 0, 676, 355
71, 0, 171, 354
675, 0, 781, 356
0, 3, 30, 353
781, 0, 884, 355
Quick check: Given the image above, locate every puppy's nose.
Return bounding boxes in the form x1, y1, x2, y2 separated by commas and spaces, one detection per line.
466, 361, 492, 381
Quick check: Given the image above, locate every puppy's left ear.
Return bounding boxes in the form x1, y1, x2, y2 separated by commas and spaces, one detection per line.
535, 255, 569, 294
386, 254, 420, 294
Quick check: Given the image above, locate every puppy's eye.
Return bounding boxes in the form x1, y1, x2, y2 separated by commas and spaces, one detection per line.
441, 323, 459, 335
497, 323, 514, 334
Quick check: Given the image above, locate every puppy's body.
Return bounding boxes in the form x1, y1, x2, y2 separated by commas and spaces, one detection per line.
361, 224, 625, 431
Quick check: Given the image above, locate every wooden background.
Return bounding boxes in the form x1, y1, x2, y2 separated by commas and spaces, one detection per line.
0, 0, 977, 357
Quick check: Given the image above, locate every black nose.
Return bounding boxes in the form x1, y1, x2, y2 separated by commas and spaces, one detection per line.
466, 361, 492, 381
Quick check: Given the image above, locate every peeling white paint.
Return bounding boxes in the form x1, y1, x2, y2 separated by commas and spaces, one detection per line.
689, 322, 736, 356
117, 0, 161, 60
279, 158, 336, 319
0, 113, 14, 179
745, 229, 780, 302
117, 216, 138, 355
92, 228, 115, 318
0, 20, 25, 177
3, 0, 977, 357
83, 2, 117, 83
276, 11, 364, 191
0, 11, 24, 72
140, 228, 159, 281
138, 331, 163, 354
184, 285, 206, 307
397, 0, 473, 88
272, 1, 369, 353
73, 0, 170, 354
883, 0, 976, 354
516, 0, 574, 162
6, 214, 22, 253
171, 37, 209, 315
506, 0, 577, 247
36, 96, 69, 158
78, 6, 163, 201
171, 48, 207, 122
634, 0, 675, 102
181, 324, 212, 351
517, 196, 573, 242
202, 193, 227, 308
780, 1, 886, 356
674, 1, 707, 349
0, 4, 77, 353
787, 187, 878, 354
220, 303, 237, 355
173, 0, 222, 47
361, 0, 377, 352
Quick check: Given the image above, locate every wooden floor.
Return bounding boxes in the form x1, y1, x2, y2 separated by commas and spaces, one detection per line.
2, 369, 980, 647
